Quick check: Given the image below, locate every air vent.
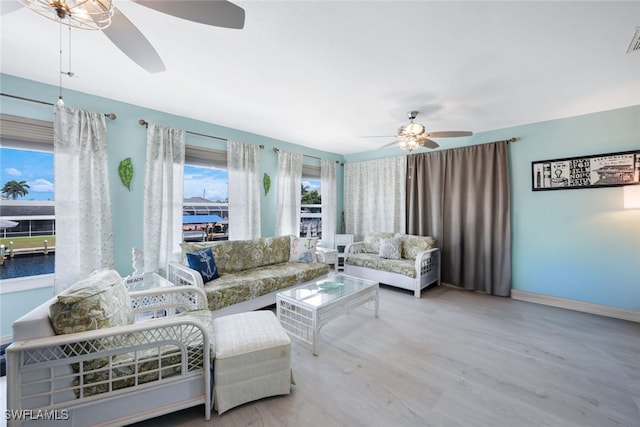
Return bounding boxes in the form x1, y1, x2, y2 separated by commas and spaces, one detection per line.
627, 27, 640, 53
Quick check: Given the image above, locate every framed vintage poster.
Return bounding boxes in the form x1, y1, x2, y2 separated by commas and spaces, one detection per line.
532, 150, 640, 191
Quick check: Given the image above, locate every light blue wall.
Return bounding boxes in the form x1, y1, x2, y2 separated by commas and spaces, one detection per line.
345, 105, 640, 312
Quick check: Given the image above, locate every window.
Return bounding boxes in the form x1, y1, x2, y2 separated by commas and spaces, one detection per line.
0, 115, 55, 281
183, 145, 229, 242
301, 164, 321, 238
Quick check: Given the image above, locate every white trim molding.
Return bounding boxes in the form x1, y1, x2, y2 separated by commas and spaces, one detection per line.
511, 290, 640, 323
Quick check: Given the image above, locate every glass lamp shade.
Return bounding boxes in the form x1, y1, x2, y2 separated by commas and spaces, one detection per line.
398, 136, 421, 152
20, 0, 114, 30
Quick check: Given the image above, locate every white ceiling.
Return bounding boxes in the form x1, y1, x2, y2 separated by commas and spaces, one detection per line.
1, 1, 639, 155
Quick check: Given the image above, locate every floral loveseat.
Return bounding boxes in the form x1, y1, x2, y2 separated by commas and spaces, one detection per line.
167, 235, 330, 317
6, 268, 213, 427
344, 232, 441, 297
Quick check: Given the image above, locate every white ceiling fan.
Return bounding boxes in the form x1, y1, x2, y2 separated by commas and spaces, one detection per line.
380, 111, 473, 151
6, 0, 245, 73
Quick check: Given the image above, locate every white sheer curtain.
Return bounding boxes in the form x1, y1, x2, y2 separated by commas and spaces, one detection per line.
321, 159, 337, 248
275, 151, 303, 236
53, 105, 113, 293
227, 140, 261, 240
344, 156, 406, 240
143, 124, 185, 275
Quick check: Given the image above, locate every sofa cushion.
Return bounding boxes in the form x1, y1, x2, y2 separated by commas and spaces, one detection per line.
186, 247, 220, 282
182, 235, 291, 274
395, 233, 436, 259
344, 252, 380, 269
49, 268, 133, 335
377, 258, 417, 278
202, 262, 329, 311
363, 232, 394, 253
379, 237, 402, 259
74, 309, 215, 398
289, 236, 318, 263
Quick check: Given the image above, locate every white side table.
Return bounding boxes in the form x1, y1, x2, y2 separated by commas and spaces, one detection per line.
316, 247, 339, 273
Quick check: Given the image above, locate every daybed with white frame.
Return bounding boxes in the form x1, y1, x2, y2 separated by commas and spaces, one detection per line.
6, 269, 213, 427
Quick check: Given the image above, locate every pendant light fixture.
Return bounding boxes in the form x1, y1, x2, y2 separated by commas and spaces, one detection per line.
19, 0, 114, 30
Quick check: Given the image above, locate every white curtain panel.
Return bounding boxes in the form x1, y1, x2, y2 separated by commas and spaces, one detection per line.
344, 156, 406, 240
227, 140, 261, 240
320, 159, 337, 248
143, 124, 185, 275
53, 105, 113, 293
275, 151, 303, 236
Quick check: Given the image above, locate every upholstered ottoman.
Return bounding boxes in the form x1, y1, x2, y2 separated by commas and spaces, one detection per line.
213, 310, 293, 414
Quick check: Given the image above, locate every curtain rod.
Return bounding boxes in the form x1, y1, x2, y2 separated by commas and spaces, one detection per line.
1, 92, 117, 120
139, 119, 256, 146
272, 147, 340, 164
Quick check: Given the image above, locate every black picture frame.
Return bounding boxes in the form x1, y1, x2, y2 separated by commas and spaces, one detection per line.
532, 150, 640, 191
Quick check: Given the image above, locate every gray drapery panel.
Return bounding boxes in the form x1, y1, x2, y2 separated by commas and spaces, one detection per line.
406, 141, 511, 296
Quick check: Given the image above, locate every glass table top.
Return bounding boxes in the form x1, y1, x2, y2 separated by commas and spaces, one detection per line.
278, 274, 377, 307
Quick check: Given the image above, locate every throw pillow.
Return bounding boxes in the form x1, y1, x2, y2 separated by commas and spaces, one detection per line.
379, 237, 402, 259
186, 247, 220, 282
289, 236, 318, 263
49, 268, 133, 335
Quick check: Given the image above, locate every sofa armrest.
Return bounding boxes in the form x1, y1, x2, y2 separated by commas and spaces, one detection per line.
6, 316, 212, 415
168, 261, 204, 289
129, 285, 208, 320
344, 241, 365, 258
414, 248, 441, 286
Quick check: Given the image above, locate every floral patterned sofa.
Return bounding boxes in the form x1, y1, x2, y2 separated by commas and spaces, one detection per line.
167, 235, 330, 317
344, 233, 441, 297
6, 268, 213, 427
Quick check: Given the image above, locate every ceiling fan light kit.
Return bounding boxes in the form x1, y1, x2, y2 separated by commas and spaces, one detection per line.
387, 111, 473, 152
19, 0, 114, 30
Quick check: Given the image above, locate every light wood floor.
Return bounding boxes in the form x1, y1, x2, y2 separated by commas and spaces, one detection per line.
2, 285, 639, 426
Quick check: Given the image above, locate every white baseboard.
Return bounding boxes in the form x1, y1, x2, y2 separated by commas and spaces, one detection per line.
511, 290, 640, 323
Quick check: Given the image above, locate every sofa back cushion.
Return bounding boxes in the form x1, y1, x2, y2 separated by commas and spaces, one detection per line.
362, 232, 395, 253
49, 268, 133, 335
394, 233, 436, 259
182, 235, 291, 274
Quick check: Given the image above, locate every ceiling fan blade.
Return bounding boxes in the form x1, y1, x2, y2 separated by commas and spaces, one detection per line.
419, 138, 440, 149
133, 0, 245, 29
380, 140, 400, 149
425, 131, 473, 138
101, 7, 166, 73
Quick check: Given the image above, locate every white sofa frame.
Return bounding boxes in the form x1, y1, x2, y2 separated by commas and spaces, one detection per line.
6, 286, 212, 427
167, 257, 329, 319
343, 242, 441, 297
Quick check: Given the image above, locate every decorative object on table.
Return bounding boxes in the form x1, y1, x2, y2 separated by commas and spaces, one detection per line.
118, 157, 134, 191
532, 150, 640, 191
263, 173, 271, 195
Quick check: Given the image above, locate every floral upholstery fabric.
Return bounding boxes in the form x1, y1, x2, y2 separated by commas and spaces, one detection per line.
394, 233, 436, 259
204, 262, 329, 311
182, 236, 329, 311
182, 235, 291, 274
49, 268, 133, 335
379, 238, 402, 259
345, 253, 381, 269
363, 232, 395, 253
376, 258, 417, 278
73, 309, 215, 398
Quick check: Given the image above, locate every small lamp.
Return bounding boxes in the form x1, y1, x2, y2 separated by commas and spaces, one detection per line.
623, 185, 640, 209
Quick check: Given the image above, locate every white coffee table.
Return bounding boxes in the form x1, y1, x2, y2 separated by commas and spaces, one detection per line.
276, 274, 379, 355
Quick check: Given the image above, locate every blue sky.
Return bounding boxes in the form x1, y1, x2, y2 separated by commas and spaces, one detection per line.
1, 148, 54, 200
0, 148, 320, 202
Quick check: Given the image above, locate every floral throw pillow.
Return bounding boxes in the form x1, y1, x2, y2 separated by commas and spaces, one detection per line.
290, 236, 318, 263
187, 247, 220, 282
379, 237, 402, 259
